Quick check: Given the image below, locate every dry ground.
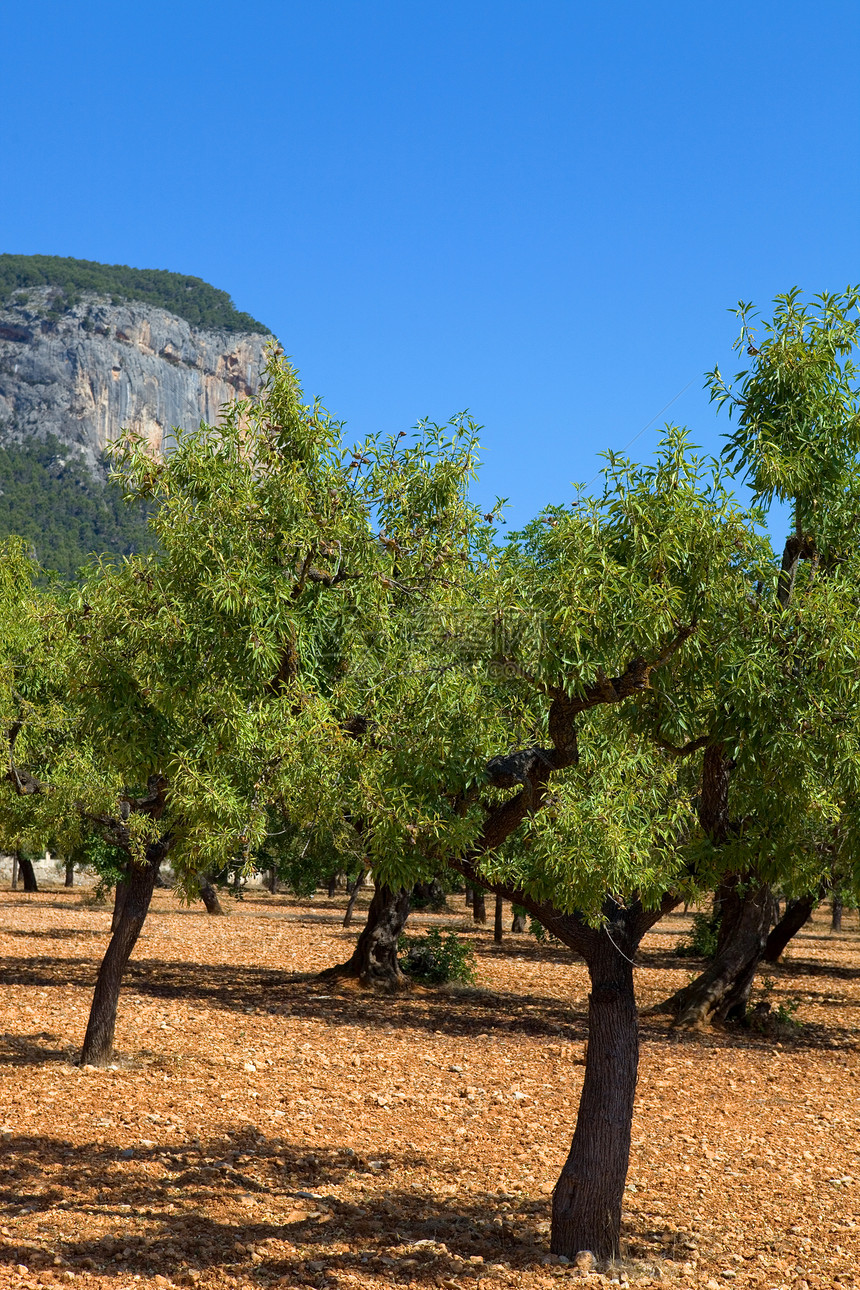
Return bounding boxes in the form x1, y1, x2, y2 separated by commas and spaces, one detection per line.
1, 888, 858, 1290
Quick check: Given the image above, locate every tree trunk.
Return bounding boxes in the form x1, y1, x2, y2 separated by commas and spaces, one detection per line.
764, 894, 817, 962
111, 878, 129, 933
511, 906, 528, 933
494, 893, 504, 943
17, 852, 38, 893
551, 913, 639, 1262
323, 881, 412, 990
472, 887, 487, 924
268, 868, 277, 894
343, 868, 367, 928
464, 886, 473, 907
327, 871, 339, 899
661, 874, 773, 1027
65, 858, 75, 888
832, 896, 843, 932
412, 878, 447, 910
11, 852, 18, 890
81, 845, 165, 1067
199, 877, 226, 915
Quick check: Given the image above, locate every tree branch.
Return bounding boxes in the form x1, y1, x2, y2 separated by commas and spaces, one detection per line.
654, 734, 709, 760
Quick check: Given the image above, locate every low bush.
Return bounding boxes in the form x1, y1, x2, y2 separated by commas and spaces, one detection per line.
399, 928, 477, 984
674, 910, 721, 958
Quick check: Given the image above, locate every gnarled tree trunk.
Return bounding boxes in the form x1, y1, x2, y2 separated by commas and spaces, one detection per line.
81, 842, 167, 1066
662, 874, 773, 1027
323, 880, 411, 990
658, 746, 773, 1028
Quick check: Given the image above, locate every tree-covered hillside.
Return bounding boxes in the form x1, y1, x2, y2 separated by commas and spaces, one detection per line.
0, 254, 269, 334
0, 436, 155, 579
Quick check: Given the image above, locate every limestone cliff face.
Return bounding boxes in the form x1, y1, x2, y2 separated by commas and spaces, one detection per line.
0, 287, 271, 471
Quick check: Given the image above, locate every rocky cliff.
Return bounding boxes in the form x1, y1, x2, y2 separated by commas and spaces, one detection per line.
0, 286, 272, 472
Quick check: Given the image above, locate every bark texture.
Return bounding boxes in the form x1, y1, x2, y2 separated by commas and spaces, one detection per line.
200, 878, 226, 915
494, 893, 504, 943
111, 879, 129, 933
81, 843, 166, 1066
511, 907, 528, 933
324, 881, 412, 990
17, 852, 38, 893
764, 894, 818, 962
342, 868, 367, 929
665, 875, 773, 1027
472, 887, 487, 924
412, 879, 447, 910
550, 907, 641, 1262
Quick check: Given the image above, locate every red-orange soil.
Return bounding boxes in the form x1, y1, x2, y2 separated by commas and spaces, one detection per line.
1, 889, 858, 1290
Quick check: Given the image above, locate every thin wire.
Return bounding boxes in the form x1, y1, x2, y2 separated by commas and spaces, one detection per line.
603, 923, 638, 965
583, 375, 698, 492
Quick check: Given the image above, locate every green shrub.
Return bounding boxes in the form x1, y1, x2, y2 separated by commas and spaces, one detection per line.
399, 928, 477, 984
674, 910, 721, 958
528, 915, 563, 945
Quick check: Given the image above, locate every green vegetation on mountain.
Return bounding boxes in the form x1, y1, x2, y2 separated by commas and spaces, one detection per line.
0, 436, 155, 579
0, 254, 269, 334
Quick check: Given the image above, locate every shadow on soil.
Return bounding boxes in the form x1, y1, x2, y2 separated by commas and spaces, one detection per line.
1, 948, 855, 1068
0, 1129, 636, 1284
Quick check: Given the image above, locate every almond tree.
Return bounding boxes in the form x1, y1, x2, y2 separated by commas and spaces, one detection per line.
337, 376, 860, 1259
0, 350, 492, 1066
657, 287, 860, 1026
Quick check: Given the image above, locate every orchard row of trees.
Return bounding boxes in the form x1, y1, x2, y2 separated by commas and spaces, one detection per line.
3, 289, 860, 1262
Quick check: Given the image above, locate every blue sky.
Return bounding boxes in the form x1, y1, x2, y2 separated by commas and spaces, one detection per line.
2, 1, 858, 532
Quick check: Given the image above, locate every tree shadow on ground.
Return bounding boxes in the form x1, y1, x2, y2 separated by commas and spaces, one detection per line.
0, 1030, 75, 1068
0, 1128, 641, 1285
4, 926, 107, 941
773, 954, 860, 982
0, 949, 591, 1051
2, 944, 856, 1069
0, 1127, 686, 1283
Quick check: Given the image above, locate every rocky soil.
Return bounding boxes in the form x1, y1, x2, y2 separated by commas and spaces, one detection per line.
0, 890, 858, 1290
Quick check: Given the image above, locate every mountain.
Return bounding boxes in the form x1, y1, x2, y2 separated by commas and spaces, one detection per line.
0, 435, 156, 580
0, 254, 272, 472
0, 256, 273, 575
